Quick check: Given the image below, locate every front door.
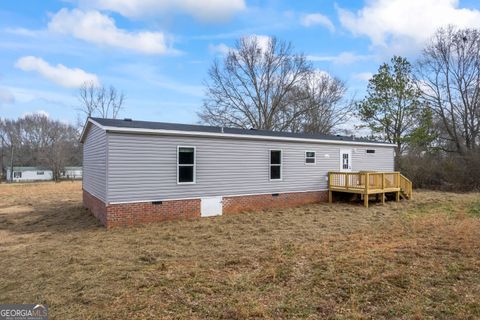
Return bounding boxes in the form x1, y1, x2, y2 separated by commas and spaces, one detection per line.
201, 196, 223, 217
339, 149, 352, 172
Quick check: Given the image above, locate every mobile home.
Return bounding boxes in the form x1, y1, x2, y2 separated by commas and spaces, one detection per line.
60, 166, 83, 180
6, 167, 53, 182
80, 118, 397, 228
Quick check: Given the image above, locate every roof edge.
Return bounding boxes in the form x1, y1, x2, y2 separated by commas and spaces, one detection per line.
82, 118, 396, 148
109, 126, 395, 148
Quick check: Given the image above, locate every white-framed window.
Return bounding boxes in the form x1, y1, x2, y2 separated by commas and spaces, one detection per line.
177, 146, 196, 184
269, 149, 282, 180
13, 171, 22, 178
305, 151, 316, 164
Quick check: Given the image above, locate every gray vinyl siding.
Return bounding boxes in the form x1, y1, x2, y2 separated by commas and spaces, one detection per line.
106, 132, 395, 203
83, 124, 107, 202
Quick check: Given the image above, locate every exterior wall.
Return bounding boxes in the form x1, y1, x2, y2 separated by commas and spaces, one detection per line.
351, 147, 395, 172
6, 169, 53, 182
83, 125, 107, 202
83, 189, 327, 228
106, 132, 395, 203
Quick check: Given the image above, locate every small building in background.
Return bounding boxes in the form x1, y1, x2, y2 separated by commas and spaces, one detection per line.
60, 166, 83, 180
6, 167, 53, 182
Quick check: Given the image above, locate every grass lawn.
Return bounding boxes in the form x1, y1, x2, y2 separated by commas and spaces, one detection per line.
0, 182, 479, 319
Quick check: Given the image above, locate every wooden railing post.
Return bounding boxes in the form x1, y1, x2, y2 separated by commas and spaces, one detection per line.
345, 173, 349, 190
328, 172, 332, 204
364, 173, 369, 208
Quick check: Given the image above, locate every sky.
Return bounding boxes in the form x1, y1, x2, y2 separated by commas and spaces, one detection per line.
1, 0, 480, 126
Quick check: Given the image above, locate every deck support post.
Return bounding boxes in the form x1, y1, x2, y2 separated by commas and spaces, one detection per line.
364, 194, 369, 208
382, 193, 385, 204
328, 191, 332, 204
395, 191, 400, 202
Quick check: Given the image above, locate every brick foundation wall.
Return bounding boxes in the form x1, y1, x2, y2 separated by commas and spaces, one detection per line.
83, 190, 327, 228
83, 189, 108, 226
106, 199, 201, 228
223, 191, 328, 214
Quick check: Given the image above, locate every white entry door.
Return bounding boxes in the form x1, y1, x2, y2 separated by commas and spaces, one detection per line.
201, 196, 223, 217
339, 149, 352, 172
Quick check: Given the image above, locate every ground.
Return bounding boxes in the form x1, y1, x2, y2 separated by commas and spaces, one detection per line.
0, 182, 479, 320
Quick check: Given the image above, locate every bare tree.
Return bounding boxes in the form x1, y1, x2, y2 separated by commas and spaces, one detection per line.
199, 36, 313, 131
288, 72, 353, 134
78, 81, 125, 120
417, 26, 480, 154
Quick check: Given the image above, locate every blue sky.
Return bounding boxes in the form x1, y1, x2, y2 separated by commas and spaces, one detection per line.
1, 0, 480, 125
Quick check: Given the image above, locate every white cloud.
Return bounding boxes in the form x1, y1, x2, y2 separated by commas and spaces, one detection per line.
301, 13, 335, 32
208, 43, 232, 55
352, 72, 373, 81
307, 52, 373, 65
0, 87, 15, 105
77, 0, 246, 22
338, 0, 480, 49
243, 34, 271, 53
48, 8, 173, 55
15, 56, 100, 88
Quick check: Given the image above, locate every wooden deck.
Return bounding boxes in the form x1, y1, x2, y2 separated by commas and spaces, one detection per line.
328, 171, 413, 208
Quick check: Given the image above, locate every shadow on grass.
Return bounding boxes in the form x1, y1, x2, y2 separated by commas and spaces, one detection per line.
0, 203, 103, 235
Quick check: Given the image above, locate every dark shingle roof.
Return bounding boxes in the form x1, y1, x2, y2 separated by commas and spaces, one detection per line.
90, 117, 391, 145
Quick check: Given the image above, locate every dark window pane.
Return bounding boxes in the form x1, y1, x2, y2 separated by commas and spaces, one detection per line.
270, 150, 281, 164
366, 149, 375, 154
306, 152, 315, 158
270, 165, 281, 180
179, 147, 195, 164
179, 166, 194, 183
306, 158, 315, 163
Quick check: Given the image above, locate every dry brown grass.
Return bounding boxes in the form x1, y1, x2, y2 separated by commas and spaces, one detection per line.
0, 182, 479, 319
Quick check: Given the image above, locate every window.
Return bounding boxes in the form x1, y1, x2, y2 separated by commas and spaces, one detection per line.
366, 149, 376, 154
342, 153, 349, 170
305, 151, 316, 164
177, 146, 196, 184
13, 171, 22, 178
270, 150, 282, 180
37, 171, 44, 175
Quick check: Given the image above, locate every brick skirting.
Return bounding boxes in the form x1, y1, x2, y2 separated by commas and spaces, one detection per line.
83, 189, 108, 226
83, 190, 328, 228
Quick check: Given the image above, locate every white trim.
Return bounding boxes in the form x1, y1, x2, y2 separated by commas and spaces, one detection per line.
305, 150, 316, 165
107, 189, 329, 205
177, 146, 196, 184
105, 132, 110, 204
269, 149, 282, 181
80, 118, 396, 148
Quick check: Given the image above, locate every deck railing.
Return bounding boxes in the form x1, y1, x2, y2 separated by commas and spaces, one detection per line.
399, 174, 413, 199
329, 171, 400, 192
328, 171, 413, 207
